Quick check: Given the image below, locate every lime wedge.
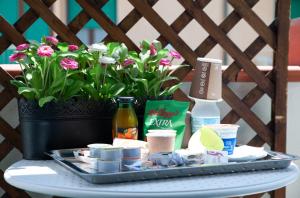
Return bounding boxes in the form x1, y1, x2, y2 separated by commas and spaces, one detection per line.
200, 127, 224, 151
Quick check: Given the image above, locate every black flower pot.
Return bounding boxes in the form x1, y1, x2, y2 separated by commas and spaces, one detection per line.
18, 98, 117, 160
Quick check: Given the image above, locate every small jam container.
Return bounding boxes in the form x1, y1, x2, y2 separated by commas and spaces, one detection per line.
87, 143, 112, 158
100, 147, 123, 161
97, 160, 121, 173
123, 147, 141, 159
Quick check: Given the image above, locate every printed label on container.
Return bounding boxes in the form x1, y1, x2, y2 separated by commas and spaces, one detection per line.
117, 127, 138, 139
191, 116, 220, 133
222, 138, 237, 155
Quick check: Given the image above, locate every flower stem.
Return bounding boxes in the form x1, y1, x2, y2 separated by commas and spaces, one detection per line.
19, 62, 29, 86
44, 58, 50, 89
60, 70, 68, 100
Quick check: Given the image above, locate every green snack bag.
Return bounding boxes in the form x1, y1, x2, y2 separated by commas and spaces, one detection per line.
143, 100, 190, 149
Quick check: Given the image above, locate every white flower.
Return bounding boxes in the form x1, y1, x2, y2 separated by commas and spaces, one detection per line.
88, 43, 107, 53
99, 56, 116, 64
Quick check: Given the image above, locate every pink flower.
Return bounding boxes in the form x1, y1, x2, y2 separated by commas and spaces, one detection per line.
150, 44, 157, 55
9, 52, 26, 62
169, 50, 181, 59
16, 43, 29, 51
45, 36, 58, 45
68, 44, 79, 52
37, 45, 54, 57
159, 58, 171, 66
123, 59, 135, 67
60, 58, 78, 70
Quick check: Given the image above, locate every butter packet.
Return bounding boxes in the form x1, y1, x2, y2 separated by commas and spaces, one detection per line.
205, 150, 228, 164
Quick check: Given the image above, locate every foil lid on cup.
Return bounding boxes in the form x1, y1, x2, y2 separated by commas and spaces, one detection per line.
189, 58, 222, 101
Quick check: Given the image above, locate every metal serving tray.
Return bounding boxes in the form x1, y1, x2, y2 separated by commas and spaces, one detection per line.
48, 148, 299, 184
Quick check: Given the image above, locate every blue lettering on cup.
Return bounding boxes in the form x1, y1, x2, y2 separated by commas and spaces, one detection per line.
222, 138, 237, 155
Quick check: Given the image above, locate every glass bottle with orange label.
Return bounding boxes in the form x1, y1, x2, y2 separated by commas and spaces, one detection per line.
112, 97, 138, 140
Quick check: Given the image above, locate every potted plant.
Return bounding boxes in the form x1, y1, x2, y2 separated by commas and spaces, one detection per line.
10, 36, 125, 159
106, 40, 185, 137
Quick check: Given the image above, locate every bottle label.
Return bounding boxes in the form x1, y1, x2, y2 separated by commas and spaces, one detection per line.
117, 127, 138, 139
191, 116, 220, 133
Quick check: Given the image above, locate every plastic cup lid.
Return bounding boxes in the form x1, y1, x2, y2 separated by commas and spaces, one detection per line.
87, 143, 112, 148
205, 124, 240, 129
146, 130, 176, 137
197, 57, 222, 64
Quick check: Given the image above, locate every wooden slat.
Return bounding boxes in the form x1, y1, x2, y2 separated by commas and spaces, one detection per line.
223, 21, 276, 84
0, 89, 14, 110
129, 0, 197, 67
0, 139, 14, 161
103, 0, 159, 43
228, 0, 276, 49
175, 0, 259, 88
179, 0, 274, 98
63, 0, 108, 36
24, 0, 82, 45
223, 70, 273, 124
0, 16, 27, 46
76, 0, 138, 51
0, 117, 22, 151
0, 0, 56, 54
222, 85, 273, 145
0, 170, 30, 198
0, 67, 19, 97
272, 0, 290, 197
158, 0, 211, 46
244, 193, 265, 198
194, 0, 259, 58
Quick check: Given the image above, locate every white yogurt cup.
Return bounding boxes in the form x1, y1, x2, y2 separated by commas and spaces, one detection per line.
206, 124, 239, 155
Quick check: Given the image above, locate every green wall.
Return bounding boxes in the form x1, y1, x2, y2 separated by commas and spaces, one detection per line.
291, 0, 300, 18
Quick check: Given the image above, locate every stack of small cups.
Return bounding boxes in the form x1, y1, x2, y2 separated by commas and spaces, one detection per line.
122, 147, 141, 171
88, 144, 123, 173
88, 144, 142, 173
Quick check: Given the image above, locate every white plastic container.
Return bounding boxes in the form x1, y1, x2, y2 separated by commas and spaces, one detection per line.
146, 130, 176, 154
206, 124, 240, 155
191, 99, 220, 133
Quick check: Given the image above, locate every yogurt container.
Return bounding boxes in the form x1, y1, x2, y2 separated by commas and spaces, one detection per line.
206, 124, 239, 155
146, 130, 176, 154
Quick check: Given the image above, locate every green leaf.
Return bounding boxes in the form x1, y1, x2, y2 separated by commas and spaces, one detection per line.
58, 52, 79, 58
57, 42, 69, 52
31, 70, 43, 90
107, 42, 120, 55
152, 40, 162, 51
156, 49, 169, 60
18, 87, 39, 99
109, 83, 125, 97
83, 84, 99, 100
140, 40, 150, 50
38, 96, 56, 107
119, 43, 128, 62
62, 80, 83, 100
159, 83, 182, 96
10, 80, 26, 88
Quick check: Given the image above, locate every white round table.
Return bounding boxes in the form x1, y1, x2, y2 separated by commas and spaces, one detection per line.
4, 160, 299, 198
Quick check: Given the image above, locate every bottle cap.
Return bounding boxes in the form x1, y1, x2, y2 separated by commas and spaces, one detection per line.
117, 96, 135, 103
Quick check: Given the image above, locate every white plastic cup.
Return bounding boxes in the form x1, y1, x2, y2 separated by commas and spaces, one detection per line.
146, 130, 176, 154
206, 124, 239, 155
